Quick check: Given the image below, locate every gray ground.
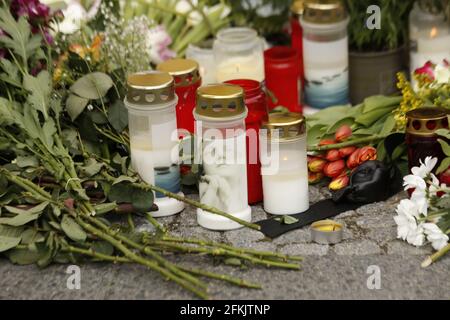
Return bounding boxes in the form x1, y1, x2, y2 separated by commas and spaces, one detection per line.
0, 186, 449, 300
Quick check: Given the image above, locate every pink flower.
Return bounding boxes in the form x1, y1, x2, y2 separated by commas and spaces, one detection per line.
147, 25, 176, 64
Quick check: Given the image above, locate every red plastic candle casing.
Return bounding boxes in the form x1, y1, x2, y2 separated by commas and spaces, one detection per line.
264, 46, 302, 113
225, 79, 268, 204
157, 58, 201, 134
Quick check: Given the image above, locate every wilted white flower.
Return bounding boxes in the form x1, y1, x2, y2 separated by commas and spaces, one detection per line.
423, 223, 449, 250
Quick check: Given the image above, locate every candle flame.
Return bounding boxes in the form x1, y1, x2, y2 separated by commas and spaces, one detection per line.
430, 27, 438, 38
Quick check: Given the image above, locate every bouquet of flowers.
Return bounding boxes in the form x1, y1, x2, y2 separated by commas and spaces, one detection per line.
395, 59, 450, 128
394, 155, 450, 267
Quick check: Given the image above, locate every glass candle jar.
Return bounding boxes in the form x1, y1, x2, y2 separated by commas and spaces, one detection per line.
213, 27, 265, 83
300, 0, 349, 109
260, 112, 309, 215
186, 41, 216, 85
124, 71, 185, 217
264, 46, 302, 112
225, 79, 268, 204
406, 107, 449, 173
409, 2, 450, 78
157, 58, 201, 134
194, 84, 252, 230
290, 0, 305, 90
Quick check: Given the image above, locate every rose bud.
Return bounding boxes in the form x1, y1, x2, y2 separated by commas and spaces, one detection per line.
323, 160, 345, 178
338, 146, 357, 158
335, 125, 352, 142
308, 171, 324, 184
319, 139, 337, 146
329, 174, 349, 191
346, 148, 361, 169
357, 146, 377, 163
308, 158, 327, 173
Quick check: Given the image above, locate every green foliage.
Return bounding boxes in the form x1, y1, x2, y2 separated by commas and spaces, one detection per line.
345, 0, 415, 52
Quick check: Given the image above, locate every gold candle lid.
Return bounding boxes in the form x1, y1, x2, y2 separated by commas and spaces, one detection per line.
291, 0, 308, 17
406, 107, 449, 137
262, 112, 306, 141
126, 71, 175, 106
195, 84, 247, 121
302, 0, 347, 24
156, 58, 200, 87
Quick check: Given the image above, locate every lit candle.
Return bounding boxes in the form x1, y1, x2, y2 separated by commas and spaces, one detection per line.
310, 220, 343, 244
213, 27, 265, 83
409, 2, 450, 76
260, 112, 309, 215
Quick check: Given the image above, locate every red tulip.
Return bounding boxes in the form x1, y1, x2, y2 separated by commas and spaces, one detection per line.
357, 146, 377, 163
308, 171, 324, 184
338, 146, 357, 158
319, 139, 337, 146
308, 158, 327, 173
323, 160, 345, 178
335, 125, 352, 142
325, 149, 341, 162
346, 148, 361, 169
329, 174, 349, 191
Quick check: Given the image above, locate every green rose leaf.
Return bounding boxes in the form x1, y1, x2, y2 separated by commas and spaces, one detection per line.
66, 94, 89, 121
70, 72, 113, 100
438, 139, 450, 157
275, 215, 299, 225
61, 215, 87, 243
108, 100, 128, 132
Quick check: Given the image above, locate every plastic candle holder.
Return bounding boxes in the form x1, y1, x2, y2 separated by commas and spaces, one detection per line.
157, 58, 202, 134
290, 0, 305, 89
300, 0, 349, 109
264, 46, 302, 113
409, 2, 450, 78
260, 112, 309, 215
194, 84, 252, 230
124, 71, 185, 217
225, 79, 269, 204
405, 107, 449, 173
213, 27, 265, 83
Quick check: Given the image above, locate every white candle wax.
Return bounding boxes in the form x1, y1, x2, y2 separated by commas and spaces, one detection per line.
262, 148, 309, 215
216, 56, 264, 83
186, 45, 216, 85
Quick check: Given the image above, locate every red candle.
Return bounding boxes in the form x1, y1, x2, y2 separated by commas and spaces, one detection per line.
157, 58, 201, 134
225, 79, 268, 204
264, 46, 302, 113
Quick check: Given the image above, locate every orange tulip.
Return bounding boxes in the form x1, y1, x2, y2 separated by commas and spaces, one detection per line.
308, 171, 324, 184
308, 158, 327, 173
319, 139, 337, 146
335, 125, 352, 142
329, 174, 349, 191
325, 149, 341, 162
357, 146, 377, 163
323, 160, 345, 178
338, 146, 357, 158
346, 148, 361, 169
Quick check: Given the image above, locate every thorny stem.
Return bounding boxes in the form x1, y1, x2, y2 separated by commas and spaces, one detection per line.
101, 171, 261, 231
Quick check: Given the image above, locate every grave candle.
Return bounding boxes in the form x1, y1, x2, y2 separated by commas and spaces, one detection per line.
214, 27, 265, 82
300, 0, 349, 109
194, 84, 252, 230
125, 71, 185, 217
260, 112, 309, 215
186, 41, 216, 86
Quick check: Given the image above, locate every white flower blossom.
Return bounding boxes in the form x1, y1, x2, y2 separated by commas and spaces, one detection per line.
423, 223, 449, 250
146, 26, 176, 64
55, 0, 101, 34
394, 199, 420, 240
403, 174, 426, 191
411, 156, 438, 178
406, 223, 425, 247
175, 0, 230, 26
434, 63, 450, 84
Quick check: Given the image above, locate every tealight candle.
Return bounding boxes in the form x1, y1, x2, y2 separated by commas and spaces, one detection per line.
124, 71, 185, 217
260, 112, 309, 215
194, 84, 252, 230
310, 220, 343, 244
213, 27, 265, 82
300, 0, 349, 109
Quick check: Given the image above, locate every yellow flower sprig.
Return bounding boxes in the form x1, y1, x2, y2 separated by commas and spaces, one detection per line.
393, 72, 424, 129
